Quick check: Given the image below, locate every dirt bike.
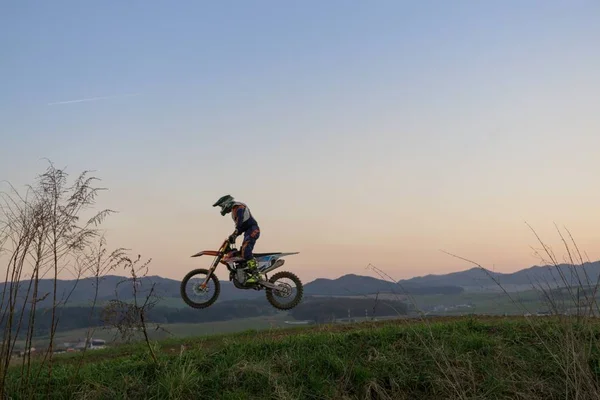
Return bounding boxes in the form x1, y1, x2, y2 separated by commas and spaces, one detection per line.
180, 237, 304, 310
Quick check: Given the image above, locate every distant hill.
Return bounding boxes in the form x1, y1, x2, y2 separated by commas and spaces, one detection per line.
304, 274, 464, 296
0, 272, 460, 309
304, 274, 399, 297
0, 275, 264, 309
3, 260, 599, 309
1, 272, 464, 310
399, 261, 600, 292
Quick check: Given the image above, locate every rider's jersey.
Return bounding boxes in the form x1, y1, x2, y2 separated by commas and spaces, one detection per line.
231, 202, 259, 233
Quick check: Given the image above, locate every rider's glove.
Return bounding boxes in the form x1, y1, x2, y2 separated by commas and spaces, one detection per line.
228, 231, 238, 243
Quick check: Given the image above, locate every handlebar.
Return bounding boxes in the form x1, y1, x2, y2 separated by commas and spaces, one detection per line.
220, 237, 237, 253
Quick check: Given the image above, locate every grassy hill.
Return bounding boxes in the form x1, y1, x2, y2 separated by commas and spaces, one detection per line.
5, 315, 600, 399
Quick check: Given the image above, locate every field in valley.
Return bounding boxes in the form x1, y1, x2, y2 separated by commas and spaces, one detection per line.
11, 314, 298, 350
313, 288, 552, 316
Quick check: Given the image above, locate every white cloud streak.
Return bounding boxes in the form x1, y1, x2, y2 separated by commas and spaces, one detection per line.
47, 92, 141, 106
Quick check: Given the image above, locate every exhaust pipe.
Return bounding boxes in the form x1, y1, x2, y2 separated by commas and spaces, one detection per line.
261, 259, 285, 274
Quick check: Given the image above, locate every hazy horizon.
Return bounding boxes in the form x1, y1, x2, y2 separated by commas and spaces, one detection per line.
2, 1, 600, 283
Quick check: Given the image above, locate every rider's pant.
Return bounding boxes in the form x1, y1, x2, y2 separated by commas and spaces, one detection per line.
240, 225, 260, 260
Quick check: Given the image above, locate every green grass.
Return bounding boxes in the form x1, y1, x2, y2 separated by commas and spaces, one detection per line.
5, 315, 600, 399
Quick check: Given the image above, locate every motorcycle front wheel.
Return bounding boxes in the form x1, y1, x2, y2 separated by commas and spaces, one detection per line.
180, 268, 220, 309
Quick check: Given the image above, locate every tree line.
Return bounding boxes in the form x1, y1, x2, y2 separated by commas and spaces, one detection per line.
289, 297, 408, 323
1, 296, 412, 338
0, 300, 278, 338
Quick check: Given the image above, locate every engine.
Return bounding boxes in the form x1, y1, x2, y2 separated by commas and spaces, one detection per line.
230, 269, 252, 289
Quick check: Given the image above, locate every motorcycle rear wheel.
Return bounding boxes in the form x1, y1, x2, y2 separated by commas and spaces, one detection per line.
265, 271, 303, 310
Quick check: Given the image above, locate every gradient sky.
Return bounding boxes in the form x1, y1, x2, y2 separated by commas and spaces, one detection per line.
2, 1, 600, 283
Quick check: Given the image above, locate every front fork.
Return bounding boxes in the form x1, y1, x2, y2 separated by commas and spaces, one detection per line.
199, 256, 220, 289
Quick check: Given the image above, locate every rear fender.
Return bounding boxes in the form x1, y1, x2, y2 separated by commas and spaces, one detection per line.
259, 252, 299, 274
278, 252, 299, 258
260, 259, 285, 274
255, 252, 299, 263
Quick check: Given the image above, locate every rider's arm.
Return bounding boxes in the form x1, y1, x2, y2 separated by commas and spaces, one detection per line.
232, 205, 246, 235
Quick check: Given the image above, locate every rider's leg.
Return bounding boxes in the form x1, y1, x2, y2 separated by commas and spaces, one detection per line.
240, 226, 260, 283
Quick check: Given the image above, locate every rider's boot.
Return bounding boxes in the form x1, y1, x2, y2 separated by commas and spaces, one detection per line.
244, 258, 260, 284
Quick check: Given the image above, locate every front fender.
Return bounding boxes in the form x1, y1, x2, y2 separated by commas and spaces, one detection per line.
190, 250, 220, 258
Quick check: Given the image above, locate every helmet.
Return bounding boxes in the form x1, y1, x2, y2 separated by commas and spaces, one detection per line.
213, 194, 235, 216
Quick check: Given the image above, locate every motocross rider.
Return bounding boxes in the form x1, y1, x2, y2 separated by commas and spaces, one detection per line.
212, 195, 261, 284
